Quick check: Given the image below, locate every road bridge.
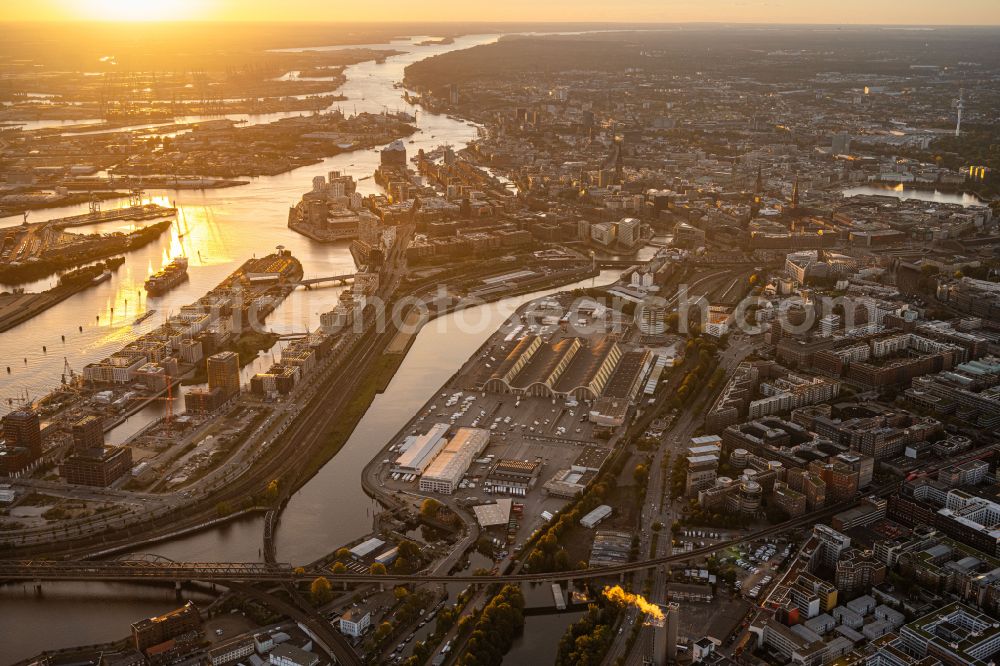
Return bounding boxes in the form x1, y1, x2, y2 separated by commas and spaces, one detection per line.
295, 274, 354, 287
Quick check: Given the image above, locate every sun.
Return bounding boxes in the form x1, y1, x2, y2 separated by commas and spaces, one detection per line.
70, 0, 203, 21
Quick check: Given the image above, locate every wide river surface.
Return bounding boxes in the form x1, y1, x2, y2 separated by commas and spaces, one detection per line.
0, 33, 614, 662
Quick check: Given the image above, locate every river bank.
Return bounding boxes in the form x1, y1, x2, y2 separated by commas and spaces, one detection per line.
0, 282, 92, 334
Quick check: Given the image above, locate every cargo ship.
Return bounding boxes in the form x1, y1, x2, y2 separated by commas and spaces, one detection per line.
144, 256, 189, 295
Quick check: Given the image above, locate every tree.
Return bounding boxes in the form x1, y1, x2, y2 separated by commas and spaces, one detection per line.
310, 576, 333, 605
265, 479, 279, 503
335, 547, 351, 561
330, 562, 347, 575
633, 463, 649, 486
370, 562, 387, 576
393, 586, 409, 601
420, 498, 442, 519
373, 621, 393, 644
397, 539, 421, 562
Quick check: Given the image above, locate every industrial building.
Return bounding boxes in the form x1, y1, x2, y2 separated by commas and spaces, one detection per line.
419, 427, 489, 494
349, 537, 386, 561
580, 504, 613, 528
473, 498, 513, 528
484, 334, 623, 400
485, 458, 541, 496
393, 423, 449, 476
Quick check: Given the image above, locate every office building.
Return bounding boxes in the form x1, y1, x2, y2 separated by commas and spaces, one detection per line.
831, 133, 852, 155
131, 602, 202, 653
208, 637, 255, 666
207, 351, 241, 399
61, 446, 133, 487
812, 525, 852, 570
269, 644, 320, 666
339, 608, 371, 638
71, 414, 104, 454
899, 602, 1000, 666
2, 409, 42, 459
687, 454, 720, 495
637, 301, 667, 335
836, 548, 887, 597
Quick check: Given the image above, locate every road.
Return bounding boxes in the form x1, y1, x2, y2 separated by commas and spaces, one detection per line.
605, 336, 753, 665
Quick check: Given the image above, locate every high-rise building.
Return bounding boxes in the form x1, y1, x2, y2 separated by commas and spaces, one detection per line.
835, 548, 886, 597
637, 301, 667, 335
831, 133, 852, 155
2, 409, 42, 459
809, 460, 859, 503
207, 351, 241, 399
666, 602, 679, 662
61, 446, 132, 487
380, 139, 406, 168
71, 414, 104, 454
812, 525, 852, 571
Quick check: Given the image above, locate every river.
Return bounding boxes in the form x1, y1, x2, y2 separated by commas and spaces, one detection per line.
0, 31, 618, 663
842, 184, 988, 207
0, 32, 503, 410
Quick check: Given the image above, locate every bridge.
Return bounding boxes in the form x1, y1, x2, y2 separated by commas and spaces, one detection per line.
0, 496, 871, 586
295, 274, 355, 287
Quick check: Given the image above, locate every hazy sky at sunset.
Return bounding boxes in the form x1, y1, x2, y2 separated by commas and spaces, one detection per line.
1, 0, 998, 24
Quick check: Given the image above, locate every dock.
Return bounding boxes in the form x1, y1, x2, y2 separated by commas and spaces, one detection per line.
49, 203, 177, 230
552, 583, 567, 610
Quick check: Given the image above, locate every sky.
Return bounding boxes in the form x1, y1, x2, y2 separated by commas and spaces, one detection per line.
2, 0, 999, 24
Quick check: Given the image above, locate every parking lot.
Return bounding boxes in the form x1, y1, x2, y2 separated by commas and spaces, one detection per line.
375, 389, 613, 537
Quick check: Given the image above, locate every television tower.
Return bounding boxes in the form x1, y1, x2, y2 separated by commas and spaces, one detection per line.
954, 89, 964, 137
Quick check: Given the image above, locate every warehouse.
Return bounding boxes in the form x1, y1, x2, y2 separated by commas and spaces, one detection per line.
393, 423, 449, 476
485, 458, 541, 496
419, 427, 489, 494
601, 349, 652, 402
484, 334, 623, 400
349, 537, 385, 561
472, 498, 513, 528
580, 504, 613, 528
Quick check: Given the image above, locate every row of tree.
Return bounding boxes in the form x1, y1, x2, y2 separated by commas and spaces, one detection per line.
555, 600, 622, 666
456, 585, 525, 666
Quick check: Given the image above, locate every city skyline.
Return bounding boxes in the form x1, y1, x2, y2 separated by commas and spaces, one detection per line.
3, 0, 1000, 24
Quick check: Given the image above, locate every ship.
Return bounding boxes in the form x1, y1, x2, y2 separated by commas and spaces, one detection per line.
133, 309, 157, 325
92, 270, 112, 285
144, 256, 189, 295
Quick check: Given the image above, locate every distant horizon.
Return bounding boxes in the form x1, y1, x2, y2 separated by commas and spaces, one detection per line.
3, 19, 1000, 27
3, 0, 1000, 26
